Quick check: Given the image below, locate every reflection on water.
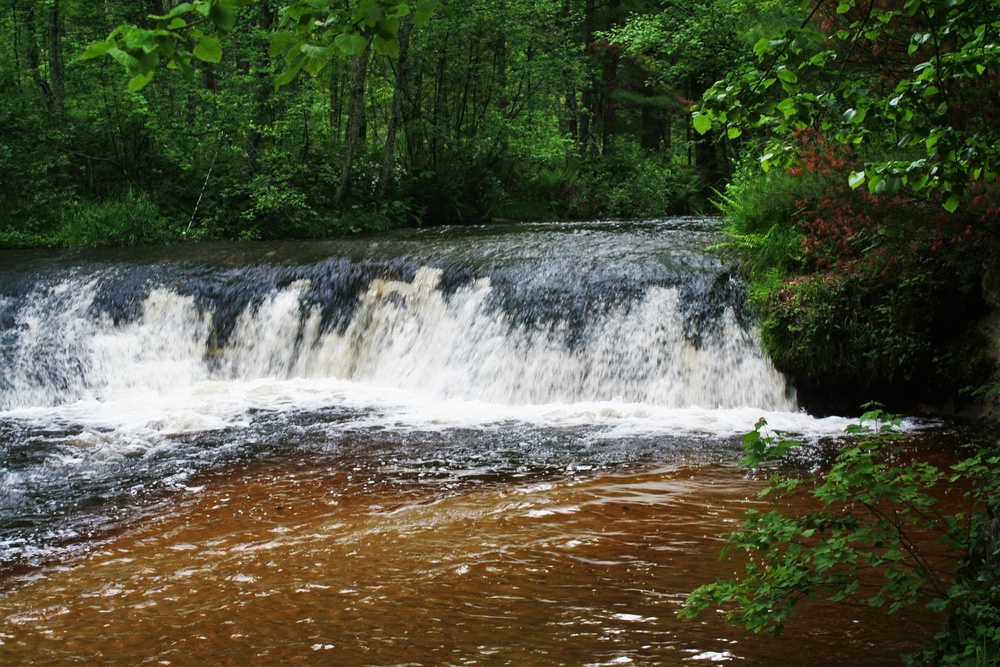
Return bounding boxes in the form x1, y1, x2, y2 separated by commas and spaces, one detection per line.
0, 461, 933, 666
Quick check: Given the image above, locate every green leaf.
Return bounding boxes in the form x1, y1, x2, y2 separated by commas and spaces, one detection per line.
753, 37, 770, 58
209, 1, 237, 33
693, 112, 712, 135
149, 3, 192, 20
136, 49, 159, 74
776, 68, 798, 84
375, 17, 401, 40
301, 43, 333, 73
362, 3, 383, 23
727, 126, 742, 140
124, 28, 158, 54
175, 54, 195, 81
927, 598, 948, 613
108, 47, 140, 71
372, 34, 400, 57
274, 59, 304, 89
193, 35, 223, 63
127, 71, 154, 92
79, 40, 114, 61
334, 32, 369, 56
386, 3, 410, 18
269, 32, 297, 58
156, 34, 176, 58
943, 195, 960, 213
848, 171, 866, 189
414, 0, 440, 24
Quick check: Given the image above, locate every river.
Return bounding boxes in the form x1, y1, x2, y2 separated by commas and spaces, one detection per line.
0, 219, 943, 664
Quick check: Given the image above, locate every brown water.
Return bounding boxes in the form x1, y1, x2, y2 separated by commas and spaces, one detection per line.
0, 221, 946, 665
0, 459, 935, 666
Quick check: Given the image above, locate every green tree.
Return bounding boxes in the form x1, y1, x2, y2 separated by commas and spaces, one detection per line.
0, 0, 720, 249
693, 0, 1000, 211
600, 0, 754, 178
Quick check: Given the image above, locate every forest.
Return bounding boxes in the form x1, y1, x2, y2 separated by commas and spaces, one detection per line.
0, 0, 737, 246
2, 0, 1000, 663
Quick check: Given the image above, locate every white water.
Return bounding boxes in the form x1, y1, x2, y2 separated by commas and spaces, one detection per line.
0, 223, 941, 667
0, 264, 845, 444
0, 220, 870, 567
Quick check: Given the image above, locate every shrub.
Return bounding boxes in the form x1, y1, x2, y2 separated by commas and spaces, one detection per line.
680, 407, 1000, 665
550, 140, 704, 220
719, 132, 996, 408
56, 188, 179, 247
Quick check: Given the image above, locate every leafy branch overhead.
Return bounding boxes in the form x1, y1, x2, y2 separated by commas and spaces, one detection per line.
268, 0, 444, 90
79, 0, 445, 92
79, 0, 251, 92
680, 407, 1000, 660
692, 0, 1000, 210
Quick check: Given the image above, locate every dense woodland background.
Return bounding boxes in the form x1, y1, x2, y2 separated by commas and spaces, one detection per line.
0, 0, 747, 246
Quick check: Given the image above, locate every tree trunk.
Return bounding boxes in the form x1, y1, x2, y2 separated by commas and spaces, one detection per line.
565, 89, 578, 142
22, 4, 51, 102
376, 15, 414, 201
640, 95, 661, 152
579, 0, 596, 156
600, 52, 617, 153
46, 0, 64, 109
334, 41, 372, 206
10, 0, 25, 97
246, 2, 277, 175
600, 0, 621, 154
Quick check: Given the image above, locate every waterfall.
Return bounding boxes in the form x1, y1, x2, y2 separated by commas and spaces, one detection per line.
0, 234, 794, 414
0, 220, 859, 570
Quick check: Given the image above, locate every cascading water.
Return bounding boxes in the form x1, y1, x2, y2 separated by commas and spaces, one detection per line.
0, 219, 852, 571
2, 224, 791, 412
0, 219, 945, 667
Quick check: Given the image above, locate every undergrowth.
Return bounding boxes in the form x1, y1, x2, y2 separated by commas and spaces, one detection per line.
716, 134, 996, 407
680, 406, 1000, 665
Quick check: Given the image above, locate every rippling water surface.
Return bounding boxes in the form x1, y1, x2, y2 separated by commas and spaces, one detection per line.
0, 458, 937, 666
0, 219, 941, 664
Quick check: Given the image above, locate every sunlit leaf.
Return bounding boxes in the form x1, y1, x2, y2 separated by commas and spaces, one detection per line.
193, 35, 223, 63
693, 112, 712, 135
79, 40, 114, 61
753, 37, 770, 58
